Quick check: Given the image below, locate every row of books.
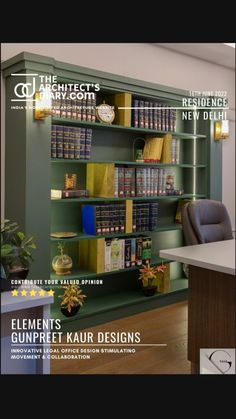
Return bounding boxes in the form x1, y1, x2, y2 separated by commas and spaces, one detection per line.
132, 100, 177, 131
51, 189, 89, 199
82, 204, 126, 235
81, 203, 159, 236
52, 91, 97, 122
51, 125, 92, 160
105, 236, 152, 271
114, 166, 175, 197
171, 138, 180, 164
133, 203, 158, 232
142, 136, 180, 164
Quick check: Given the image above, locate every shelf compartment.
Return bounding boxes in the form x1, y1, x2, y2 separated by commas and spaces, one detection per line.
50, 256, 172, 280
52, 117, 206, 139
50, 278, 188, 324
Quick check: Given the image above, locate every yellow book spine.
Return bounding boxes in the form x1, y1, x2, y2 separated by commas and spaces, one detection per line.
114, 93, 132, 127
156, 263, 170, 293
89, 238, 105, 273
79, 240, 89, 269
86, 163, 115, 198
144, 136, 164, 161
106, 93, 132, 127
161, 134, 172, 164
79, 239, 105, 273
86, 164, 95, 196
125, 200, 133, 233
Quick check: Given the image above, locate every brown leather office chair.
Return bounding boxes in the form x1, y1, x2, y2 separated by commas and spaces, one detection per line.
181, 200, 233, 278
182, 199, 233, 246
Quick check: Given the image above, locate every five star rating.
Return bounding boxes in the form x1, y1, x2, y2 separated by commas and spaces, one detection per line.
11, 289, 54, 297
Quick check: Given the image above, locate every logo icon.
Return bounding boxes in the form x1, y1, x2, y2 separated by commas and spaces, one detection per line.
200, 348, 235, 374
11, 73, 38, 101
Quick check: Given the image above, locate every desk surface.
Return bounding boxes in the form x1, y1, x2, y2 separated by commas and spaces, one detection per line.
1, 286, 54, 313
160, 239, 235, 276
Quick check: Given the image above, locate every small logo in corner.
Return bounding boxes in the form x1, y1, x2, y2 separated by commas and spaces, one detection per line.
11, 73, 38, 101
200, 348, 235, 374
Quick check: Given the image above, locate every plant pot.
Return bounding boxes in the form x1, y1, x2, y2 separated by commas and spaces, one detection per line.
142, 285, 157, 297
61, 305, 80, 317
0, 279, 12, 292
0, 268, 29, 292
8, 268, 29, 280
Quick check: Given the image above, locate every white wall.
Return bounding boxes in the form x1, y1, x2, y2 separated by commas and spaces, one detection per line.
1, 43, 235, 228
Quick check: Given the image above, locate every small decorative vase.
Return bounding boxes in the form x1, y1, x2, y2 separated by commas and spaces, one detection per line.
52, 250, 73, 276
61, 306, 80, 317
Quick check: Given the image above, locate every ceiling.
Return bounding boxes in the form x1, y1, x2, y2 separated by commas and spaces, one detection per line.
155, 43, 235, 70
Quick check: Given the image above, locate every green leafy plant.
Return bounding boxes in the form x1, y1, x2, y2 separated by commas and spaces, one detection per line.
1, 220, 18, 257
57, 242, 65, 254
1, 219, 37, 274
11, 231, 37, 269
139, 263, 167, 288
59, 285, 86, 313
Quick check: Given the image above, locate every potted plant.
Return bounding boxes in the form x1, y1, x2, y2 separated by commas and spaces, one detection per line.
59, 285, 86, 317
139, 263, 167, 296
1, 220, 17, 287
139, 264, 159, 296
1, 219, 37, 291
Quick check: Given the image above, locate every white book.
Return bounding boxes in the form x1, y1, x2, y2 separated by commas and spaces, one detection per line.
111, 238, 120, 271
105, 239, 111, 272
119, 239, 125, 269
51, 189, 62, 199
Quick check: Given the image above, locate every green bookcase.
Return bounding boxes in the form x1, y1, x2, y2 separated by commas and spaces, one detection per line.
2, 52, 222, 331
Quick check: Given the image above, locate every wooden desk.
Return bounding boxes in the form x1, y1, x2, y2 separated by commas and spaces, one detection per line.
160, 239, 236, 373
1, 286, 54, 374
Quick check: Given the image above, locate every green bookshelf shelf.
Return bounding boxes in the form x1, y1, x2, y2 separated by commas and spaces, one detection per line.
50, 223, 183, 243
51, 278, 188, 325
50, 256, 172, 281
51, 194, 206, 203
52, 117, 206, 139
51, 159, 206, 168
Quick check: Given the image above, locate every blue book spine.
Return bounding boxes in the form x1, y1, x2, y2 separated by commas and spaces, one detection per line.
82, 205, 96, 235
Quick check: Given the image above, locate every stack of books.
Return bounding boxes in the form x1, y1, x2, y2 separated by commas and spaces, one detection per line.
105, 235, 152, 271
114, 166, 174, 197
51, 125, 92, 160
161, 135, 180, 164
82, 204, 126, 235
51, 88, 97, 122
133, 203, 159, 232
51, 189, 89, 199
132, 99, 176, 131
